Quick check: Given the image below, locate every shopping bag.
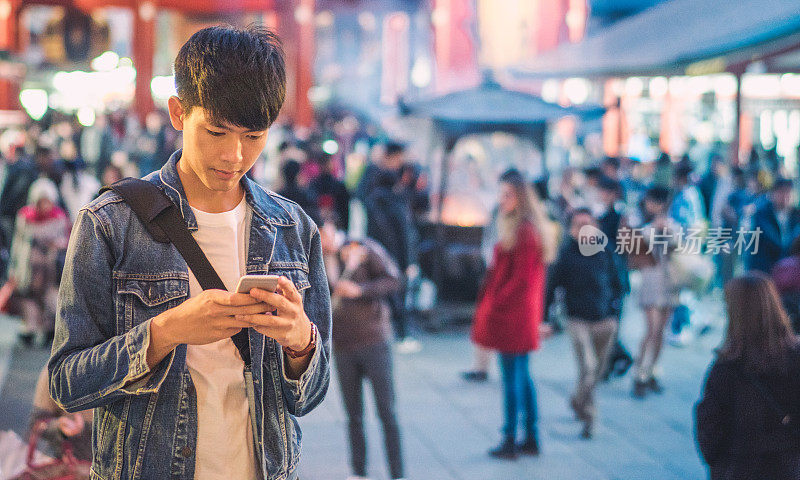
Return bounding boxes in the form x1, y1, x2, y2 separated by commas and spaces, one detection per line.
0, 429, 51, 480
9, 422, 89, 480
668, 252, 714, 293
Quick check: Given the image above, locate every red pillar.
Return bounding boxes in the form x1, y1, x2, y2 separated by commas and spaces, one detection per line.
0, 0, 22, 111
133, 1, 156, 122
432, 0, 479, 93
537, 0, 569, 52
294, 0, 314, 128
276, 0, 315, 128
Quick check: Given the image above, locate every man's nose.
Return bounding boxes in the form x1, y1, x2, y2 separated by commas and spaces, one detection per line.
222, 136, 244, 163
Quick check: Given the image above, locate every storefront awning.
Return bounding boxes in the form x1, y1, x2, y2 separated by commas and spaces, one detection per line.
511, 0, 800, 78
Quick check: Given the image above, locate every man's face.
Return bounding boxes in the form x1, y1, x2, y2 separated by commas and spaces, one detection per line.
168, 97, 268, 194
644, 198, 665, 216
599, 188, 617, 206
383, 152, 405, 171
570, 212, 595, 240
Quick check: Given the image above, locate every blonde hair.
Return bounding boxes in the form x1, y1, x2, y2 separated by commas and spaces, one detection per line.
497, 177, 557, 264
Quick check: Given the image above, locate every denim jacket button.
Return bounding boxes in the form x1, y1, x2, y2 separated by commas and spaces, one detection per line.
181, 446, 193, 457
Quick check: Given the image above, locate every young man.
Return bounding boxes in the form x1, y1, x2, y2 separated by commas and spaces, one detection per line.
545, 208, 622, 439
48, 26, 331, 480
596, 176, 633, 380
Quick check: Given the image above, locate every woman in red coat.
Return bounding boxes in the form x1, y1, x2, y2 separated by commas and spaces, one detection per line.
471, 169, 555, 460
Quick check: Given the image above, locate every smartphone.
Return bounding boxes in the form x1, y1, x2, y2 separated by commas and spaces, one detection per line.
235, 274, 280, 294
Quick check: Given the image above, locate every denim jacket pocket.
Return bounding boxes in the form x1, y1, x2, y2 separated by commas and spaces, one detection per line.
268, 266, 311, 294
114, 272, 188, 333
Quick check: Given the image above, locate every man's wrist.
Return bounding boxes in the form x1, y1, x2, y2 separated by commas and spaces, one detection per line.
284, 322, 317, 358
146, 312, 179, 369
151, 312, 179, 348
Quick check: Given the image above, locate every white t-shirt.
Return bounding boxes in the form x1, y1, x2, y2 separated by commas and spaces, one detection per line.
185, 196, 258, 480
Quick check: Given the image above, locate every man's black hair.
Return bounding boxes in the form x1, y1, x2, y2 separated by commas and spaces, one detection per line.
598, 175, 621, 194
499, 168, 524, 185
645, 185, 671, 204
174, 25, 286, 131
584, 166, 602, 180
281, 160, 301, 185
385, 141, 406, 157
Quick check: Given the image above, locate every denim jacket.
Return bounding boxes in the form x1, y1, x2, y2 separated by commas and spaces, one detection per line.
48, 150, 331, 480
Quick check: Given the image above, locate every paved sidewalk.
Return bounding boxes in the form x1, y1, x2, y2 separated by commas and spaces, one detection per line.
0, 288, 723, 480
297, 291, 723, 480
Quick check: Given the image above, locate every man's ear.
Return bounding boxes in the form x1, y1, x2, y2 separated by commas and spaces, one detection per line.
167, 96, 185, 131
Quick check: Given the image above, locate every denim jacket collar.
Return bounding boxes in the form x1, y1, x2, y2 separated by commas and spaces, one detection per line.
155, 149, 296, 231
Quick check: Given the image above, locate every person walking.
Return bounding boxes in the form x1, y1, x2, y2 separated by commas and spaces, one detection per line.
58, 141, 100, 221
365, 168, 420, 353
695, 273, 800, 479
746, 178, 800, 274
596, 176, 633, 379
6, 177, 70, 346
278, 159, 321, 224
633, 186, 681, 398
310, 152, 350, 230
321, 223, 406, 480
48, 26, 331, 480
667, 163, 707, 346
471, 169, 556, 459
546, 208, 622, 439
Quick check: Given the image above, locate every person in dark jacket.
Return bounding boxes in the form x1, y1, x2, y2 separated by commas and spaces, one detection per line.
320, 223, 407, 480
365, 169, 419, 349
773, 236, 800, 333
0, 146, 38, 245
745, 178, 800, 274
546, 208, 622, 439
596, 176, 633, 380
695, 272, 800, 480
278, 159, 320, 224
310, 152, 350, 230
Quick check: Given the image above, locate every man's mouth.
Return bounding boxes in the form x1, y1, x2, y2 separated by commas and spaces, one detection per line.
212, 168, 239, 179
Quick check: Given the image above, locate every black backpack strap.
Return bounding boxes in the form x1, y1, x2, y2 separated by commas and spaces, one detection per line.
102, 178, 252, 367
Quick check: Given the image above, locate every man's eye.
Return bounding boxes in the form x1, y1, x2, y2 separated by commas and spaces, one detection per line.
247, 134, 263, 140
206, 129, 225, 137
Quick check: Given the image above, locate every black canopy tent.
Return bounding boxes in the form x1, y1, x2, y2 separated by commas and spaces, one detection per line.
399, 75, 604, 312
400, 74, 604, 220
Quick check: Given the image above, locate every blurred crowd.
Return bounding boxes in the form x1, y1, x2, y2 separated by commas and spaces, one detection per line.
0, 109, 179, 346
460, 144, 800, 476
1, 105, 800, 479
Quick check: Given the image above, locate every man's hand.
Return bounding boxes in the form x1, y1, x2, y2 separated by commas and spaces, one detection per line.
239, 277, 312, 351
240, 276, 315, 380
147, 290, 274, 368
333, 279, 362, 299
57, 412, 85, 437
